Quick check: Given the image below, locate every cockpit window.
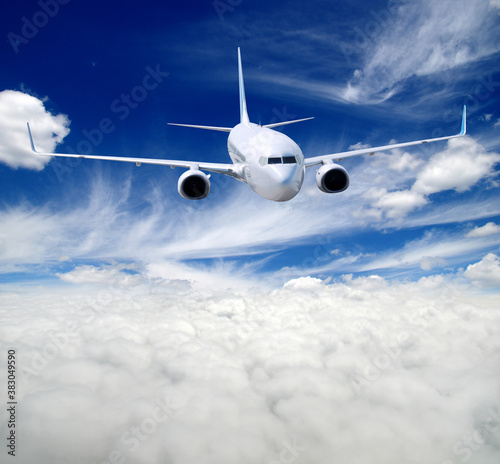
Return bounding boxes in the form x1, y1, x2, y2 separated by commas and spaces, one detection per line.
266, 156, 298, 165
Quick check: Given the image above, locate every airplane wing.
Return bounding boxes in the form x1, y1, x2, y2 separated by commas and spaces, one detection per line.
27, 123, 239, 177
304, 106, 467, 167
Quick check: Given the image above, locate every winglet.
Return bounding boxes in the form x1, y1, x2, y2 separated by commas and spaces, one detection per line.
460, 105, 467, 136
27, 122, 39, 153
238, 47, 250, 125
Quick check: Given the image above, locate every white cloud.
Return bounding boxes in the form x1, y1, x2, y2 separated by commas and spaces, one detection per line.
413, 136, 500, 195
56, 263, 143, 286
1, 270, 499, 463
385, 148, 424, 173
0, 168, 357, 275
0, 90, 70, 170
420, 256, 447, 271
198, 0, 500, 108
356, 146, 423, 176
283, 276, 324, 289
464, 253, 500, 287
403, 195, 500, 229
467, 222, 500, 238
373, 189, 428, 219
146, 259, 265, 291
348, 141, 371, 150
364, 136, 500, 221
292, 226, 500, 278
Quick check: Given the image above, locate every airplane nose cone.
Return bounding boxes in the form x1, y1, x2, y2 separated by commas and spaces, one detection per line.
271, 165, 304, 201
249, 163, 304, 202
274, 186, 299, 201
275, 165, 296, 183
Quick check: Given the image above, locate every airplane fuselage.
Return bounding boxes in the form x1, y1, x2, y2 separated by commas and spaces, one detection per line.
227, 123, 305, 201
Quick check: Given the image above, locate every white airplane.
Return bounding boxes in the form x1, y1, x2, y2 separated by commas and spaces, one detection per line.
28, 48, 466, 202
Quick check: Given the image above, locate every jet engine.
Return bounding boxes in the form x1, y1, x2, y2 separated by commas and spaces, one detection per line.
178, 169, 211, 200
316, 163, 350, 193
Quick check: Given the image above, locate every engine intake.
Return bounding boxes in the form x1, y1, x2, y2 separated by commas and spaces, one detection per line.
178, 169, 210, 200
316, 163, 350, 193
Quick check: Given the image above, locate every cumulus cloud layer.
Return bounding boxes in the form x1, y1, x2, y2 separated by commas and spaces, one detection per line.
1, 269, 499, 463
0, 90, 69, 169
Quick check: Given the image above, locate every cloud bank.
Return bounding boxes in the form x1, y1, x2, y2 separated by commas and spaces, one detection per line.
1, 269, 499, 463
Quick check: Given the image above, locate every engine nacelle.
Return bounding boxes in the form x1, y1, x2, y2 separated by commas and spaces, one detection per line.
316, 163, 350, 193
178, 169, 210, 200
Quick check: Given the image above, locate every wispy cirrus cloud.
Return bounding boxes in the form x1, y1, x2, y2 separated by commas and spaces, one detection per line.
273, 224, 500, 280
341, 0, 500, 104
0, 134, 498, 283
356, 228, 500, 275
246, 0, 500, 106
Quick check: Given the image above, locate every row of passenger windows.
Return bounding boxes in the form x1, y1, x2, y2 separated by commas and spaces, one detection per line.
259, 155, 298, 166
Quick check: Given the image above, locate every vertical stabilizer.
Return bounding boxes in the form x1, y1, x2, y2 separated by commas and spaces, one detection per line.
238, 48, 250, 125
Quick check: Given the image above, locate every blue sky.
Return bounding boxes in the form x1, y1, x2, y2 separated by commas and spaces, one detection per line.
0, 0, 500, 296
0, 1, 500, 284
1, 0, 500, 287
2, 2, 500, 463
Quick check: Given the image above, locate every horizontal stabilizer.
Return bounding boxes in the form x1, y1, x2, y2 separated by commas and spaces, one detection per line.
263, 117, 314, 129
167, 123, 233, 132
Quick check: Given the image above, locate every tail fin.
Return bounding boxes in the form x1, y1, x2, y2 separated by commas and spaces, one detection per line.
238, 48, 250, 125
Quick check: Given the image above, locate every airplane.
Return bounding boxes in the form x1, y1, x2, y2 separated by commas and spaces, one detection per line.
27, 48, 467, 202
